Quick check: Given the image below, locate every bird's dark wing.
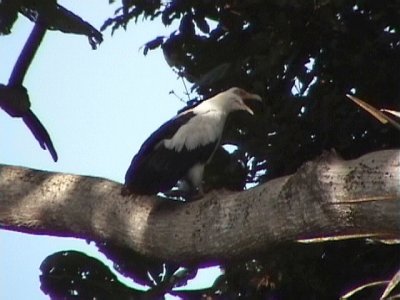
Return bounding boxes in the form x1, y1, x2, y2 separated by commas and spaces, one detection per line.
124, 111, 217, 195
134, 110, 196, 157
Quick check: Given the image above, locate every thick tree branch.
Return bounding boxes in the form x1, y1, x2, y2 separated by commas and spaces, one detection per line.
0, 150, 399, 262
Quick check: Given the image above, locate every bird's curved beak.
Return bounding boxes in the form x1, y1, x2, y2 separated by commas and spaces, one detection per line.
242, 103, 255, 115
241, 91, 262, 115
243, 91, 263, 102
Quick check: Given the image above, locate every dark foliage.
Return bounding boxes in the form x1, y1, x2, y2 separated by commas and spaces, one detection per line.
40, 242, 400, 299
104, 0, 400, 186
40, 250, 142, 299
218, 241, 400, 300
96, 241, 181, 288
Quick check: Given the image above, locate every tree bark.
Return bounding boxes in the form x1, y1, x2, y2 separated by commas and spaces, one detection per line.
0, 149, 399, 262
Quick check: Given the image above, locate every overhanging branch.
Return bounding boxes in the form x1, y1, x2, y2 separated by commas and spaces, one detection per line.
0, 149, 399, 262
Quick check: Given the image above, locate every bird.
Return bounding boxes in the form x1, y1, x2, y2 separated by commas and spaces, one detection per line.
123, 87, 262, 196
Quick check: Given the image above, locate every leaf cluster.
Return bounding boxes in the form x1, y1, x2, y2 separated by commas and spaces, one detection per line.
40, 241, 400, 299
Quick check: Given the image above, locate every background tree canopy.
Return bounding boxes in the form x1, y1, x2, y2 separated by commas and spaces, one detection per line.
103, 0, 400, 188
2, 0, 400, 299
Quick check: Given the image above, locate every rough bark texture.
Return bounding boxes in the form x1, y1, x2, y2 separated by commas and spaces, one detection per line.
0, 149, 399, 262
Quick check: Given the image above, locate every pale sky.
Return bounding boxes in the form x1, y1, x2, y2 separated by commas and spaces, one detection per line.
0, 1, 219, 299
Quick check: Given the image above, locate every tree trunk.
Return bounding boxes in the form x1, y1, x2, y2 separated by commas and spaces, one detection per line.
0, 149, 399, 262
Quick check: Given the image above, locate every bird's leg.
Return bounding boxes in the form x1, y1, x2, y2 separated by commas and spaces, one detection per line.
177, 179, 191, 193
183, 180, 203, 201
161, 180, 193, 201
185, 180, 205, 201
185, 163, 206, 199
165, 163, 206, 201
165, 179, 202, 201
197, 183, 205, 197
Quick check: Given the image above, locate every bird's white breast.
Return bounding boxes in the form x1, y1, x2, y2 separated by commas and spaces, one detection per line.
164, 111, 226, 152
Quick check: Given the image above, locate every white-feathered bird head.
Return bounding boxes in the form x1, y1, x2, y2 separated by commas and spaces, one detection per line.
202, 87, 262, 115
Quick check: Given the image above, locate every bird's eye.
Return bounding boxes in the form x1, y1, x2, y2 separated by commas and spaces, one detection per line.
231, 88, 242, 96
235, 99, 244, 107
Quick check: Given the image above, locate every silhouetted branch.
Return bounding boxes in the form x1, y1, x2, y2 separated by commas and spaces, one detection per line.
22, 110, 58, 161
0, 21, 58, 161
1, 1, 104, 162
8, 22, 46, 86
